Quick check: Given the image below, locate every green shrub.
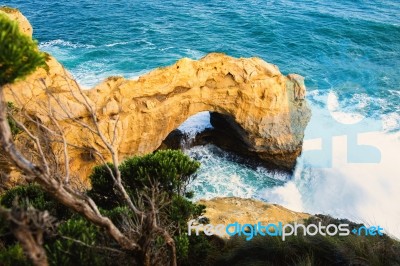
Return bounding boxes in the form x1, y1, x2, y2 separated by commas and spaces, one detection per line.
6, 102, 21, 136
212, 215, 400, 266
89, 149, 201, 210
45, 218, 104, 266
99, 206, 132, 226
87, 163, 120, 210
169, 195, 205, 231
0, 184, 72, 220
0, 243, 31, 266
88, 150, 204, 264
0, 13, 46, 86
119, 149, 200, 195
174, 234, 190, 261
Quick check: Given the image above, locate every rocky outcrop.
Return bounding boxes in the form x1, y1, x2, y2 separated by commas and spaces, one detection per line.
197, 197, 309, 237
0, 7, 33, 37
3, 10, 311, 179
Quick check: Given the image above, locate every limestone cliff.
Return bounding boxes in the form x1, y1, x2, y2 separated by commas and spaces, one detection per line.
3, 10, 311, 180
197, 197, 309, 238
0, 7, 32, 37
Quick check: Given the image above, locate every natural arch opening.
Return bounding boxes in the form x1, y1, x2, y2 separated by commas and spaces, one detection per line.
157, 111, 289, 201
158, 111, 281, 170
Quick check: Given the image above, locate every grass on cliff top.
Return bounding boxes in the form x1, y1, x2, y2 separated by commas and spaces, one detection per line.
201, 215, 400, 266
0, 6, 19, 14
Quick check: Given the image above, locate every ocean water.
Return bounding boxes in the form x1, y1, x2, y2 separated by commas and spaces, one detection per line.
3, 0, 399, 237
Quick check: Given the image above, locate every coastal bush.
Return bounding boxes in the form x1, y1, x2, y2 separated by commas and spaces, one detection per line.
0, 244, 31, 266
87, 162, 120, 210
0, 184, 72, 220
45, 218, 104, 266
88, 150, 200, 207
88, 149, 205, 263
0, 13, 46, 86
118, 149, 200, 195
211, 215, 400, 266
6, 102, 21, 136
0, 149, 204, 265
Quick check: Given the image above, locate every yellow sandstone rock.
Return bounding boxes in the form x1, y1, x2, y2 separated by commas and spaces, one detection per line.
3, 9, 311, 180
197, 197, 310, 238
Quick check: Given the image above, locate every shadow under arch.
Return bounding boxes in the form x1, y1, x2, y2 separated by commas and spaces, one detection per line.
158, 111, 292, 171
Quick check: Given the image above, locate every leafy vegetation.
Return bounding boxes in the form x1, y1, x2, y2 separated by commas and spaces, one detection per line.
0, 244, 31, 266
0, 13, 46, 87
6, 102, 21, 136
88, 149, 205, 262
211, 215, 400, 266
45, 218, 102, 266
0, 150, 206, 265
1, 151, 400, 265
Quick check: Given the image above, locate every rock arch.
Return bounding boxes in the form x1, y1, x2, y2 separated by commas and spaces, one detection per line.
4, 10, 311, 178
6, 52, 311, 178
88, 53, 311, 172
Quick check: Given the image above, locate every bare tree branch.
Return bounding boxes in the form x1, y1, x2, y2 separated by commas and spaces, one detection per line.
0, 202, 53, 266
0, 87, 140, 252
2, 75, 180, 265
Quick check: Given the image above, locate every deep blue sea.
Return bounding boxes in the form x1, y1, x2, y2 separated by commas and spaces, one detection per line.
3, 0, 399, 237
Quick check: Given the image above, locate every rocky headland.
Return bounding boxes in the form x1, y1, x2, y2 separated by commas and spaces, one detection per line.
2, 9, 311, 181
2, 8, 311, 224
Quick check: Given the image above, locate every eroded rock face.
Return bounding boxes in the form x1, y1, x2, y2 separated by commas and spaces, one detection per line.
197, 197, 309, 238
4, 10, 311, 179
0, 7, 33, 37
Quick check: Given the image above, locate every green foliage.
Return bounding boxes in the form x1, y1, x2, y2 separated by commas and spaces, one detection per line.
89, 149, 201, 210
174, 234, 190, 261
45, 218, 103, 266
6, 102, 21, 136
0, 184, 71, 220
169, 195, 205, 231
99, 206, 132, 226
212, 215, 400, 266
0, 13, 46, 86
88, 150, 204, 263
119, 149, 200, 195
181, 234, 219, 266
87, 163, 120, 210
0, 150, 203, 265
0, 244, 31, 266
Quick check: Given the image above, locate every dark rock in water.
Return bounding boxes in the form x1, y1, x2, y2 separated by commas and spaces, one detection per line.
158, 129, 185, 150
207, 112, 298, 172
158, 112, 301, 172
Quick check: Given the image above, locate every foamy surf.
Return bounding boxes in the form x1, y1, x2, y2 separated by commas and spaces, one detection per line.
186, 144, 286, 201
258, 95, 400, 239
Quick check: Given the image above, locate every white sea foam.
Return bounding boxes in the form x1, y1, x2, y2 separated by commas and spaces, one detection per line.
39, 39, 95, 49
259, 182, 304, 211
104, 41, 129, 47
302, 132, 399, 238
259, 95, 400, 238
178, 111, 212, 138
185, 49, 206, 59
382, 112, 400, 132
186, 144, 286, 201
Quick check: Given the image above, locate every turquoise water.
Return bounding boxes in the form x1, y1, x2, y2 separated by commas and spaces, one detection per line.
4, 1, 399, 237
